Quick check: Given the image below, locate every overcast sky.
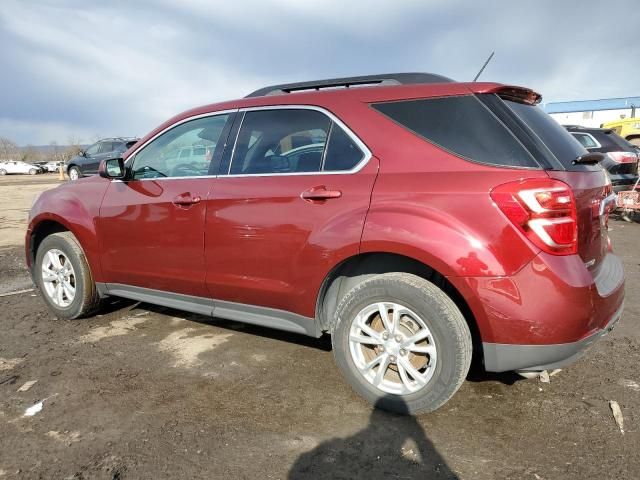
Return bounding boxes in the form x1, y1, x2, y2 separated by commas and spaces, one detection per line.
1, 0, 639, 146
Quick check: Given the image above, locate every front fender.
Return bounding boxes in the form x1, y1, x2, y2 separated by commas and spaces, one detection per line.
27, 177, 110, 281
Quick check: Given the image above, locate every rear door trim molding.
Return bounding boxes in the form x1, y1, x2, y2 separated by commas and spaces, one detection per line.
97, 282, 321, 337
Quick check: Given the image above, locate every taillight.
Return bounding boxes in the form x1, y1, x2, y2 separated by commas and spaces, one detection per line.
490, 178, 578, 255
608, 151, 638, 164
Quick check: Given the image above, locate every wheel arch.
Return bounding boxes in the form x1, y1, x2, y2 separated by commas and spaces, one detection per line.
315, 251, 483, 363
28, 219, 71, 270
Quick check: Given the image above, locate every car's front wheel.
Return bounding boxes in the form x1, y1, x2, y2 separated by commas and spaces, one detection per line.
0, 169, 6, 175
35, 232, 100, 319
68, 166, 81, 180
29, 168, 37, 175
332, 273, 472, 415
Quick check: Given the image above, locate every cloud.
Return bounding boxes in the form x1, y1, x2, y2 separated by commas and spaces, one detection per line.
1, 0, 639, 145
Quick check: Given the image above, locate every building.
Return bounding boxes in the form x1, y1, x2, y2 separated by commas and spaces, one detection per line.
543, 96, 640, 128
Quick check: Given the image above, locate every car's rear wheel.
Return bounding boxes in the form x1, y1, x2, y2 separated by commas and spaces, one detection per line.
68, 166, 81, 180
35, 232, 100, 319
332, 272, 472, 415
0, 169, 6, 175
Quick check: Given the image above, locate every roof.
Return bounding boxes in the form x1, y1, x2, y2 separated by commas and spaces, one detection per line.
544, 96, 640, 114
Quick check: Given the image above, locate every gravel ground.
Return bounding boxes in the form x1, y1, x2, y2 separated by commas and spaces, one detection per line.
0, 176, 638, 479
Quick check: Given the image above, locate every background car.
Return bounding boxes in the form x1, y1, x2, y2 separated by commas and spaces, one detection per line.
565, 125, 639, 192
67, 137, 138, 180
600, 118, 640, 146
0, 160, 41, 175
43, 161, 64, 172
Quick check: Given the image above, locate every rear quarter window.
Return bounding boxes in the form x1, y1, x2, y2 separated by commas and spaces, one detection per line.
371, 96, 539, 168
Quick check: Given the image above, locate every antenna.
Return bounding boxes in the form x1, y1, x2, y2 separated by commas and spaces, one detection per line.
473, 51, 495, 82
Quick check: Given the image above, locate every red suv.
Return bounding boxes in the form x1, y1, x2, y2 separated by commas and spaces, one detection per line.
26, 73, 625, 414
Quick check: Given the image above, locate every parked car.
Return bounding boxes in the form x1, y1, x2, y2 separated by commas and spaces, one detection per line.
26, 73, 624, 414
43, 161, 64, 173
32, 162, 48, 173
600, 118, 640, 146
67, 138, 138, 180
565, 125, 639, 192
0, 160, 41, 175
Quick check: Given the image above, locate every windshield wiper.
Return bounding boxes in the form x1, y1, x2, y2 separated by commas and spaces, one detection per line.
573, 152, 604, 165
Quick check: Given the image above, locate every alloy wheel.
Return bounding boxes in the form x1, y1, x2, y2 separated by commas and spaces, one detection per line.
41, 249, 76, 307
348, 302, 438, 395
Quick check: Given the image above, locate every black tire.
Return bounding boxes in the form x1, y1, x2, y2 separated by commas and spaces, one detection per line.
68, 166, 81, 180
34, 232, 100, 319
332, 272, 472, 415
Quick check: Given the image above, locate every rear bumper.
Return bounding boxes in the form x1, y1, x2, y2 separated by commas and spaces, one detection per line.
482, 302, 624, 372
449, 251, 625, 373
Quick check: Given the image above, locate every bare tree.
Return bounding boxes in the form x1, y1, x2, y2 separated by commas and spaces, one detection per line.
0, 137, 18, 160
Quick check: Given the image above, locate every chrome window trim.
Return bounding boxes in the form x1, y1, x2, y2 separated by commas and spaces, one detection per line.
118, 105, 372, 182
222, 104, 372, 178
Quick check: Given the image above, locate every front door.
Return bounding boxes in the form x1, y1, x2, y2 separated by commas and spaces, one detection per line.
98, 112, 234, 298
204, 107, 378, 317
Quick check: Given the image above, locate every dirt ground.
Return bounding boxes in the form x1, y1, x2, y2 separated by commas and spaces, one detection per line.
0, 175, 638, 479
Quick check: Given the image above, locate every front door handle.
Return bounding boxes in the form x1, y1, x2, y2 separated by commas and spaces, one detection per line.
301, 186, 342, 202
172, 193, 202, 207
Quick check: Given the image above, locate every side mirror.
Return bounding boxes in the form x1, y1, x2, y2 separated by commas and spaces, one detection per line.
99, 157, 126, 179
79, 150, 86, 157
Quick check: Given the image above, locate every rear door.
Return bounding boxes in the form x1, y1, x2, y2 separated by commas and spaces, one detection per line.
204, 107, 378, 317
98, 112, 234, 297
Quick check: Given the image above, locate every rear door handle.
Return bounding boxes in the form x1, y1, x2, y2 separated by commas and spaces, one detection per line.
172, 193, 202, 207
301, 186, 342, 202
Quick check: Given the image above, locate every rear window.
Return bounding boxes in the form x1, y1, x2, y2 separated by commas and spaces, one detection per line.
503, 100, 587, 169
590, 130, 634, 151
372, 96, 538, 168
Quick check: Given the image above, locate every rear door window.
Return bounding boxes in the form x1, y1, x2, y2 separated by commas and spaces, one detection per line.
98, 142, 115, 154
229, 109, 330, 175
372, 96, 539, 168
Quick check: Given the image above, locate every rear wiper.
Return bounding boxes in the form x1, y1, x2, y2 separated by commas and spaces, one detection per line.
572, 152, 604, 165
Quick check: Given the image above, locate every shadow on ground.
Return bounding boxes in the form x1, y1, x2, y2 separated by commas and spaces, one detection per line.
288, 396, 458, 479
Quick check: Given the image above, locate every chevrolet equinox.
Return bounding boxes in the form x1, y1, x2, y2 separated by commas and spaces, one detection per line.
26, 73, 625, 414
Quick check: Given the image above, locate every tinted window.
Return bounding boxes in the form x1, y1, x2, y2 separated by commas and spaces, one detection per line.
504, 100, 587, 169
372, 96, 538, 168
229, 109, 330, 175
591, 130, 634, 151
98, 142, 114, 154
323, 124, 364, 171
572, 133, 599, 149
132, 114, 229, 179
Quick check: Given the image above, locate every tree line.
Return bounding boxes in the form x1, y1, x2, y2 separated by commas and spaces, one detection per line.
0, 136, 84, 164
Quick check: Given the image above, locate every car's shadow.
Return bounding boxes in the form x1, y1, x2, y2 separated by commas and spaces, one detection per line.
288, 396, 459, 479
126, 301, 333, 351
100, 300, 524, 380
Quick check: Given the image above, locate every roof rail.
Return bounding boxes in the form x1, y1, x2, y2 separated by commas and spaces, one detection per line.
245, 72, 454, 98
